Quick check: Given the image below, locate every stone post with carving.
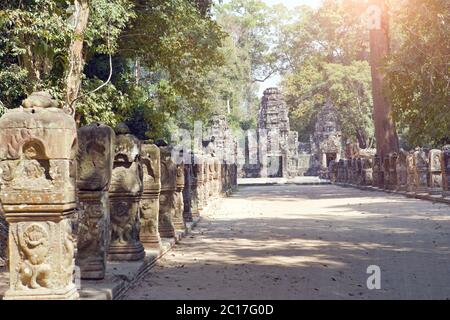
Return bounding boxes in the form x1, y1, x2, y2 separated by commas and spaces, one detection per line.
139, 143, 162, 250
382, 155, 390, 190
77, 122, 115, 280
372, 155, 382, 188
388, 153, 398, 190
406, 151, 416, 193
183, 160, 194, 223
428, 149, 443, 196
191, 154, 204, 217
0, 92, 78, 299
442, 146, 450, 199
414, 149, 429, 195
108, 123, 145, 261
396, 150, 408, 192
173, 162, 186, 231
362, 158, 373, 186
159, 146, 177, 238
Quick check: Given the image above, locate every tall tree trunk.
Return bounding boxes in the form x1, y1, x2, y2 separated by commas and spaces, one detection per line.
66, 0, 90, 124
369, 0, 399, 159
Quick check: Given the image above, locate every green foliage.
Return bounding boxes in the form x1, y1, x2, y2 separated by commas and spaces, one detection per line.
280, 0, 373, 147
284, 61, 374, 147
386, 0, 450, 147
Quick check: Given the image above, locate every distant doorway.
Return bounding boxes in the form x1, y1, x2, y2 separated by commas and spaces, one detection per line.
326, 153, 336, 167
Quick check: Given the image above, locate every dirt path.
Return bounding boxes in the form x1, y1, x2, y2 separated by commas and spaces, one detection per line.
124, 185, 450, 300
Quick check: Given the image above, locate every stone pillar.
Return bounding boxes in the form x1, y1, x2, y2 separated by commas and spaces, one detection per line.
396, 150, 408, 192
337, 159, 344, 183
342, 159, 350, 183
383, 155, 390, 190
329, 160, 337, 183
139, 143, 162, 250
173, 162, 186, 231
183, 162, 193, 223
0, 91, 78, 300
406, 151, 416, 193
414, 149, 429, 195
159, 146, 177, 238
108, 123, 145, 261
362, 158, 373, 186
442, 145, 450, 199
428, 149, 443, 195
372, 155, 383, 188
77, 122, 115, 280
387, 153, 398, 190
207, 156, 214, 200
191, 154, 204, 217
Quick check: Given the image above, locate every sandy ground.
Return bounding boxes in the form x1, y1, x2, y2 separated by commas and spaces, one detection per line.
124, 185, 450, 300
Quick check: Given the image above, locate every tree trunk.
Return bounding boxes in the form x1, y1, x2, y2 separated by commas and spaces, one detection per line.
369, 0, 399, 158
66, 0, 90, 123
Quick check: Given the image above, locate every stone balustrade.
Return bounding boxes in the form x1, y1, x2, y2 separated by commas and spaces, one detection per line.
0, 94, 241, 300
332, 147, 450, 203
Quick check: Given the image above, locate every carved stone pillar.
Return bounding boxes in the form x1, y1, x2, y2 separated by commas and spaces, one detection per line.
362, 158, 373, 186
414, 149, 429, 195
442, 146, 450, 198
159, 146, 177, 238
342, 160, 350, 183
372, 155, 383, 188
213, 158, 221, 197
0, 92, 78, 300
396, 150, 408, 192
139, 143, 162, 249
428, 149, 442, 195
183, 162, 193, 223
173, 162, 186, 231
77, 122, 115, 280
337, 159, 344, 183
108, 123, 145, 261
406, 151, 416, 193
191, 155, 204, 217
383, 155, 390, 190
387, 153, 398, 190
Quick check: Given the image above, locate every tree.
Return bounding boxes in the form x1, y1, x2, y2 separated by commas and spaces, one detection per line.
368, 0, 399, 158
386, 0, 450, 147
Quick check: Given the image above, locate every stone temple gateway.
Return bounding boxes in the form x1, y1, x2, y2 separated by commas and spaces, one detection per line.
241, 88, 343, 178
242, 88, 301, 178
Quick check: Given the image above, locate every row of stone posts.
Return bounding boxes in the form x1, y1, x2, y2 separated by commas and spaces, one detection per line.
0, 93, 238, 299
329, 147, 450, 201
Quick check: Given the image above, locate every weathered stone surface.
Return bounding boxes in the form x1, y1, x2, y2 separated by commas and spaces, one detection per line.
159, 146, 177, 238
387, 153, 398, 190
139, 143, 162, 249
311, 101, 342, 173
442, 145, 450, 198
372, 155, 383, 188
0, 92, 78, 300
406, 151, 416, 193
191, 154, 204, 217
77, 122, 115, 279
108, 124, 144, 261
173, 162, 186, 231
0, 207, 7, 267
414, 149, 429, 194
362, 157, 373, 186
183, 162, 193, 223
428, 149, 442, 195
396, 150, 408, 192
